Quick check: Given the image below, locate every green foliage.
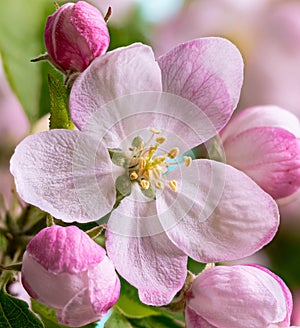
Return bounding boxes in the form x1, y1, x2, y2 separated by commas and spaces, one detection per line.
105, 309, 185, 328
48, 74, 73, 130
108, 8, 150, 51
0, 290, 44, 328
0, 0, 55, 123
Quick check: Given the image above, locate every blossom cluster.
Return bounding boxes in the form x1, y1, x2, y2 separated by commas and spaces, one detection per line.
3, 1, 300, 327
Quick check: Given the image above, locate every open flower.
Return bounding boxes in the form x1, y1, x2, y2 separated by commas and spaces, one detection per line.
11, 38, 279, 305
186, 265, 293, 328
221, 105, 300, 200
22, 225, 120, 327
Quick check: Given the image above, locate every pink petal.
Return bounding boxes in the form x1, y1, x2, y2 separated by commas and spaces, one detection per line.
81, 91, 219, 151
157, 37, 243, 133
26, 226, 105, 274
221, 105, 300, 142
188, 265, 290, 328
22, 251, 88, 309
223, 127, 300, 199
88, 256, 121, 315
10, 130, 116, 223
157, 159, 279, 262
185, 307, 217, 328
56, 288, 100, 327
247, 264, 293, 326
106, 188, 187, 306
69, 43, 162, 129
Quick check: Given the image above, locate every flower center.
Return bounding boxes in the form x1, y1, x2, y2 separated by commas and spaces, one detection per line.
127, 128, 192, 194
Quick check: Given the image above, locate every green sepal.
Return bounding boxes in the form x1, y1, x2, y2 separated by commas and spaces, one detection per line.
131, 136, 143, 149
48, 74, 74, 130
108, 148, 129, 167
86, 225, 106, 240
0, 263, 22, 271
115, 175, 132, 197
0, 290, 44, 328
141, 184, 156, 200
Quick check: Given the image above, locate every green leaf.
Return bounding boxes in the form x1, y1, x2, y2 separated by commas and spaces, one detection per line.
31, 299, 97, 328
104, 310, 132, 328
105, 310, 185, 328
48, 74, 74, 130
116, 295, 158, 319
0, 0, 54, 123
129, 315, 185, 328
0, 290, 44, 328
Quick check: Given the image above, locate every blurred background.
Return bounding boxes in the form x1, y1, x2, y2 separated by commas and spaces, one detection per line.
1, 0, 300, 325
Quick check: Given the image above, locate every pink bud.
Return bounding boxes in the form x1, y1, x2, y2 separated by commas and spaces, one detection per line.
21, 225, 120, 327
44, 1, 110, 73
186, 265, 293, 328
220, 105, 300, 200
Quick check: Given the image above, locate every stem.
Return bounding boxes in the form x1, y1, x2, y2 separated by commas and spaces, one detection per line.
46, 214, 55, 227
104, 6, 112, 22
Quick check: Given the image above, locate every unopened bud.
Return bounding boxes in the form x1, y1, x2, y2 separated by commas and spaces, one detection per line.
44, 1, 110, 73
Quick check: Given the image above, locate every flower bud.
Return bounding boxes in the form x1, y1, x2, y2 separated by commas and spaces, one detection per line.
186, 265, 292, 328
21, 225, 120, 327
220, 105, 300, 200
44, 1, 110, 73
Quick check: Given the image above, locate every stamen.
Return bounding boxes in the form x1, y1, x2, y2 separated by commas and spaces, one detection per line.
141, 180, 150, 190
155, 181, 164, 189
152, 167, 161, 179
168, 147, 180, 159
142, 170, 150, 180
168, 180, 178, 192
150, 128, 161, 134
184, 156, 192, 167
156, 136, 167, 144
130, 171, 138, 180
139, 158, 146, 171
153, 156, 166, 164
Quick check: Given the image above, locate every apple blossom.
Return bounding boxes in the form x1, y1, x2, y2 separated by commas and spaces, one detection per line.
11, 38, 279, 306
186, 265, 293, 328
44, 1, 110, 73
21, 225, 120, 327
221, 105, 300, 200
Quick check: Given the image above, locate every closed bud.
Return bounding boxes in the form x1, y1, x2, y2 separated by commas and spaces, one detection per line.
21, 225, 120, 327
44, 1, 110, 73
221, 105, 300, 200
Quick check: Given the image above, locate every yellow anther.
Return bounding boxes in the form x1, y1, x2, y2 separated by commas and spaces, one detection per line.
150, 128, 161, 134
152, 167, 161, 179
168, 180, 178, 192
140, 180, 150, 190
153, 156, 166, 164
155, 181, 164, 189
184, 156, 192, 167
167, 147, 180, 159
130, 171, 138, 180
156, 136, 167, 144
